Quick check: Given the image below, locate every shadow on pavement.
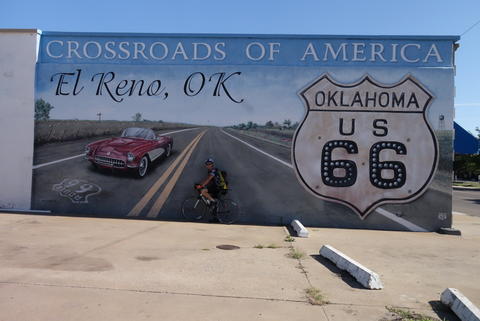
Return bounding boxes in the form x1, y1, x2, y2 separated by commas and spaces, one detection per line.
428, 300, 461, 321
465, 198, 480, 205
284, 224, 296, 237
310, 254, 365, 290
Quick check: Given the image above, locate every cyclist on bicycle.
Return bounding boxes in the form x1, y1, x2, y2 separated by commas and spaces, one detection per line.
184, 158, 235, 223
196, 158, 221, 206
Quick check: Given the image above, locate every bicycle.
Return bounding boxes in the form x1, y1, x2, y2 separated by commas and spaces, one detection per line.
181, 186, 239, 224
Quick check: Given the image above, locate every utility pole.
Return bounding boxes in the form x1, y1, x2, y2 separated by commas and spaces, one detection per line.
97, 112, 102, 121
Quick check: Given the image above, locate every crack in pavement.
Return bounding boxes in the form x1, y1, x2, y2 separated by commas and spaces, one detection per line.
77, 225, 160, 256
282, 226, 331, 321
0, 281, 307, 304
0, 280, 413, 310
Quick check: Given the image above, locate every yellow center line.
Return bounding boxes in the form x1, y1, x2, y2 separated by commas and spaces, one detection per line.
127, 131, 205, 217
146, 130, 206, 218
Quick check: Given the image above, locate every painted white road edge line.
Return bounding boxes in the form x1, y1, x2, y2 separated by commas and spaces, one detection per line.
441, 288, 480, 321
232, 129, 290, 148
32, 127, 200, 170
320, 245, 383, 290
33, 154, 85, 170
453, 211, 468, 216
160, 127, 199, 136
221, 129, 426, 232
374, 208, 427, 232
291, 219, 309, 237
220, 129, 293, 168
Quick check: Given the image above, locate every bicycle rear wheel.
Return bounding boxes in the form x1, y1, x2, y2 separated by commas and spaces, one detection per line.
216, 199, 239, 224
182, 197, 207, 221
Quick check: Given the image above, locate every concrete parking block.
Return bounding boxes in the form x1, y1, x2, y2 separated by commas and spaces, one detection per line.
291, 219, 309, 237
319, 245, 383, 290
441, 288, 480, 321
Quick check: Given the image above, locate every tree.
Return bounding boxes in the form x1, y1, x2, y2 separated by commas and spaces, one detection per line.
265, 120, 274, 128
283, 119, 292, 128
35, 99, 54, 120
132, 112, 142, 122
476, 127, 480, 139
454, 154, 480, 179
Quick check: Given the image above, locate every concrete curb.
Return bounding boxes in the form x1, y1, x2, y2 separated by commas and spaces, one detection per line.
319, 245, 383, 290
290, 219, 308, 237
441, 288, 480, 321
438, 227, 462, 236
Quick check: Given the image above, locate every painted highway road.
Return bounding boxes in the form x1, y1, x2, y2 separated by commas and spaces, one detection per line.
33, 128, 198, 168
32, 128, 200, 217
32, 127, 454, 231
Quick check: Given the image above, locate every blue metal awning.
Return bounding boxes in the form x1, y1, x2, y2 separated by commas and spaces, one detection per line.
454, 122, 479, 154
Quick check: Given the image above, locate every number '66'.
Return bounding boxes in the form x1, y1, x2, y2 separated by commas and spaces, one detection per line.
321, 140, 407, 189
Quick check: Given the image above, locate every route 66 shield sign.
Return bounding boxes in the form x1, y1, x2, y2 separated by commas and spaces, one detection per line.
292, 74, 438, 218
52, 178, 101, 204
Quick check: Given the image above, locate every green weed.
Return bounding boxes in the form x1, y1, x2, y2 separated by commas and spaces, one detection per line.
385, 306, 440, 321
287, 248, 306, 260
305, 287, 328, 305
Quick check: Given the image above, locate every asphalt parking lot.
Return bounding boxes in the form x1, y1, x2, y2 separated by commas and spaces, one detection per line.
0, 209, 479, 321
453, 189, 480, 217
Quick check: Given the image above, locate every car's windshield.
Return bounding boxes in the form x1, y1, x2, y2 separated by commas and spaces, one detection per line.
121, 128, 155, 140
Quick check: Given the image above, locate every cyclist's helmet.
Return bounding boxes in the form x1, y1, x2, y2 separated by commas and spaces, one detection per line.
205, 158, 214, 165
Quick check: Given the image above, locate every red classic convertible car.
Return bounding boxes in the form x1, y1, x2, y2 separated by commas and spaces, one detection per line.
85, 127, 173, 177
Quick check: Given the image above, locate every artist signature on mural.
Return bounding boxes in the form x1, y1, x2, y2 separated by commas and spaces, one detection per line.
52, 178, 101, 204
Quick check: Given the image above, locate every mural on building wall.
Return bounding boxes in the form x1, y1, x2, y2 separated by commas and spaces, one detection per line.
31, 32, 458, 231
294, 74, 438, 218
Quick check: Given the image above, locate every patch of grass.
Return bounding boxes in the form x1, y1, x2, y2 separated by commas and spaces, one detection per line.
201, 248, 210, 251
266, 243, 280, 248
255, 244, 281, 249
305, 287, 328, 305
287, 248, 306, 260
135, 256, 159, 261
385, 306, 440, 321
453, 181, 480, 188
284, 235, 295, 242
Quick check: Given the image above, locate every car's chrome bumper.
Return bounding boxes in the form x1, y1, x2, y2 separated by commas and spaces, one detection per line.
93, 155, 126, 168
87, 154, 139, 169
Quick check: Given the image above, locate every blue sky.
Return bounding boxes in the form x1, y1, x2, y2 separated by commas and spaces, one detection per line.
35, 63, 455, 130
2, 0, 479, 135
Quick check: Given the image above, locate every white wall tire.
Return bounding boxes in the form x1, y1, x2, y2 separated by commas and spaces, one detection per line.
166, 144, 172, 157
137, 156, 149, 178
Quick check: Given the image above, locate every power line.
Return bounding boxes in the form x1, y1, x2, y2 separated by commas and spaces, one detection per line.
461, 17, 480, 36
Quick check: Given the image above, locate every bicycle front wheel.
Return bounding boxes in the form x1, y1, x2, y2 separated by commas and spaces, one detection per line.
182, 197, 207, 221
217, 199, 239, 224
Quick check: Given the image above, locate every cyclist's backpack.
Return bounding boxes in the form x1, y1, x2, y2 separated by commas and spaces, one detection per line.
216, 169, 228, 192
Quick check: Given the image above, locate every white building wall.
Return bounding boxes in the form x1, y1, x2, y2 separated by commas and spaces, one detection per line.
0, 29, 39, 210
